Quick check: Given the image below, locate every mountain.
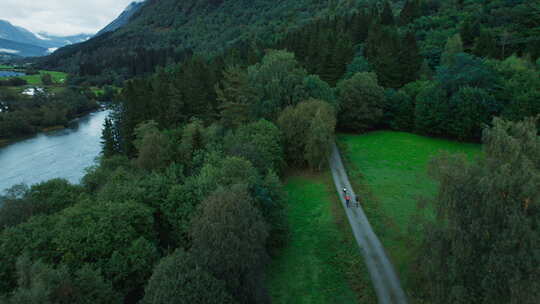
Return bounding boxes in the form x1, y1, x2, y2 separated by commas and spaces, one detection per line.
0, 19, 92, 56
0, 20, 44, 47
97, 0, 147, 36
0, 38, 47, 57
40, 0, 357, 79
34, 33, 92, 49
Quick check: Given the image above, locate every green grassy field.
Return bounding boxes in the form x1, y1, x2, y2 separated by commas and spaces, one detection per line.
268, 172, 375, 304
21, 70, 67, 85
0, 64, 12, 69
338, 131, 481, 289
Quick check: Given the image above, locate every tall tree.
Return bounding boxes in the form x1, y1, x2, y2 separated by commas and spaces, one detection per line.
305, 107, 336, 171
460, 16, 480, 47
337, 72, 385, 132
399, 31, 423, 84
190, 185, 269, 304
101, 117, 118, 158
215, 65, 257, 129
440, 34, 464, 66
365, 23, 402, 88
399, 0, 421, 25
418, 117, 540, 303
473, 29, 498, 59
380, 1, 395, 26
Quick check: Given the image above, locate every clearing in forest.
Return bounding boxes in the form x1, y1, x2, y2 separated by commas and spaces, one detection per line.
338, 131, 481, 287
268, 172, 376, 304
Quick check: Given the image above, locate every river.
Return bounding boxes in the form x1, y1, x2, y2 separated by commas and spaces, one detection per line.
0, 71, 25, 78
0, 110, 110, 194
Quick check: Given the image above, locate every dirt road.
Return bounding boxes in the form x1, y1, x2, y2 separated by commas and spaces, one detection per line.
329, 143, 407, 304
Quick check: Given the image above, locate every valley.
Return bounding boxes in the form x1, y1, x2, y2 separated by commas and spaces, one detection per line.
0, 1, 538, 304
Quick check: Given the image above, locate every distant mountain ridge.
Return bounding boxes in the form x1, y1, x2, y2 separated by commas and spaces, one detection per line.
97, 0, 147, 35
0, 19, 92, 57
0, 38, 47, 57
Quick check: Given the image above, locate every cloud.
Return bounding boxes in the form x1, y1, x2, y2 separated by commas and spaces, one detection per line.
0, 0, 138, 36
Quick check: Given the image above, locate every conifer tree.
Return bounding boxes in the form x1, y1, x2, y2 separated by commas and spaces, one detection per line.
399, 31, 423, 85
419, 60, 434, 80
380, 1, 395, 26
101, 118, 117, 158
399, 0, 420, 25
459, 17, 480, 47
351, 10, 372, 43
366, 23, 402, 88
473, 29, 498, 59
215, 65, 256, 129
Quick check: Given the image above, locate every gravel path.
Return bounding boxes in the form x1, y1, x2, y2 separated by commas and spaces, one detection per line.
329, 143, 407, 304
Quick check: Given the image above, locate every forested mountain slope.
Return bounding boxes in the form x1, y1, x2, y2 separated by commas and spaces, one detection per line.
41, 0, 539, 87
96, 0, 147, 36
39, 0, 360, 81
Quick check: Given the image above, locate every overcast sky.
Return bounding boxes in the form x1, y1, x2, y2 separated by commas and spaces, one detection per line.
0, 0, 140, 36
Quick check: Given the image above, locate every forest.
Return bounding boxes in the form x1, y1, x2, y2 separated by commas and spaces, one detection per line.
0, 87, 98, 141
0, 0, 539, 303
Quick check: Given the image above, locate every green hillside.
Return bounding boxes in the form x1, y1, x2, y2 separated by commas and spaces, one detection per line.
40, 0, 356, 82
40, 0, 539, 86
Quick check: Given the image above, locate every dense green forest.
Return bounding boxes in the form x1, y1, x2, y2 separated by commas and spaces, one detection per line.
0, 87, 98, 141
0, 0, 538, 303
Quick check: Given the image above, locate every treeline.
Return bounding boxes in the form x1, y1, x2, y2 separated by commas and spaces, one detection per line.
0, 78, 27, 87
39, 0, 539, 88
0, 88, 99, 140
276, 1, 539, 141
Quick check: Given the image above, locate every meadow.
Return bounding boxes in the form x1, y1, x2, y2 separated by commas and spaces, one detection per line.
268, 172, 376, 304
21, 70, 67, 85
338, 131, 481, 289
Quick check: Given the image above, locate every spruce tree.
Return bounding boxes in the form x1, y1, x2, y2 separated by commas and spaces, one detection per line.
419, 60, 434, 80
366, 24, 402, 88
215, 65, 256, 128
101, 118, 117, 158
399, 0, 420, 26
473, 29, 498, 59
351, 10, 372, 43
380, 1, 395, 26
459, 17, 480, 47
398, 31, 423, 85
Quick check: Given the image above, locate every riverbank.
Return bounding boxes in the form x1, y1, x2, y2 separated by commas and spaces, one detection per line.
0, 105, 104, 147
0, 109, 111, 192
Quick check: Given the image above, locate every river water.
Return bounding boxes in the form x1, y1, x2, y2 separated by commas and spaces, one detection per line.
0, 110, 110, 193
0, 71, 25, 78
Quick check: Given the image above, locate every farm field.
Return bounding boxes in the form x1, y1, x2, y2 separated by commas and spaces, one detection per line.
338, 131, 481, 288
268, 172, 375, 304
21, 70, 67, 85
